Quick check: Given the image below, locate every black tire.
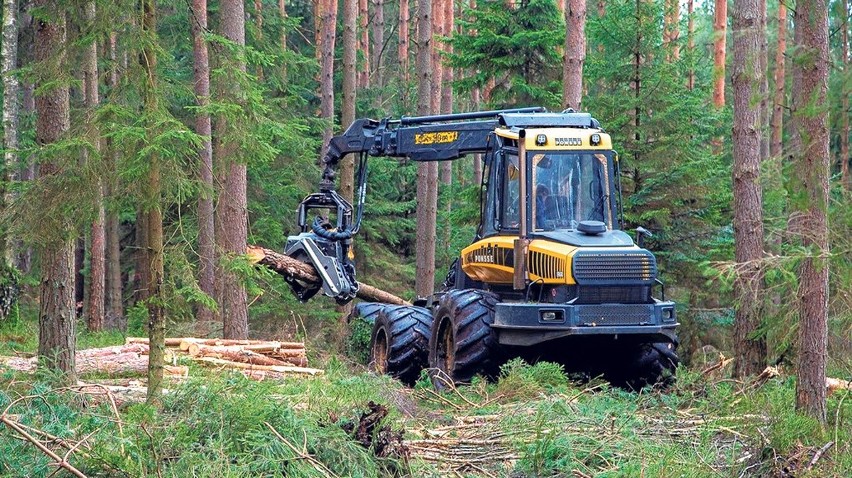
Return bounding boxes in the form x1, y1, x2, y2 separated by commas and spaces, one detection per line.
369, 306, 434, 385
606, 341, 679, 390
348, 302, 387, 325
428, 289, 502, 387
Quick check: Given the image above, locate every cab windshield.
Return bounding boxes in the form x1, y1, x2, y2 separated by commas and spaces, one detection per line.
532, 152, 611, 231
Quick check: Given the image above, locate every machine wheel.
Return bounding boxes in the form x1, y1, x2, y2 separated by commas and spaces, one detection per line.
429, 289, 502, 387
606, 341, 679, 390
369, 306, 433, 385
348, 302, 387, 325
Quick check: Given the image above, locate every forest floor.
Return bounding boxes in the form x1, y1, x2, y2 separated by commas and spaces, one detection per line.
1, 316, 851, 477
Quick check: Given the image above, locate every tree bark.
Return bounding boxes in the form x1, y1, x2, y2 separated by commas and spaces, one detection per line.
713, 0, 727, 108
791, 0, 829, 424
431, 0, 443, 115
341, 0, 357, 204
35, 0, 75, 383
215, 0, 249, 340
730, 0, 766, 378
563, 0, 586, 110
757, 0, 768, 167
2, 0, 19, 259
371, 0, 384, 88
840, 0, 849, 190
82, 1, 105, 333
686, 0, 694, 89
358, 0, 370, 87
318, 0, 339, 164
440, 0, 453, 188
414, 0, 437, 298
140, 0, 166, 406
254, 0, 264, 81
399, 0, 410, 82
246, 246, 410, 305
191, 0, 215, 329
769, 1, 785, 160
105, 31, 123, 330
278, 0, 287, 84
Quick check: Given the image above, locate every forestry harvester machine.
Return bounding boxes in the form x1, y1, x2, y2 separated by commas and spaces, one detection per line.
284, 107, 679, 388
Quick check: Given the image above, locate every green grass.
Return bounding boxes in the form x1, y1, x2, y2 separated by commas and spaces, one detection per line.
1, 319, 851, 477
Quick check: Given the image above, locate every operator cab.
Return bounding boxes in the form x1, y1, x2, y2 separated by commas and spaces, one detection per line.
479, 116, 632, 248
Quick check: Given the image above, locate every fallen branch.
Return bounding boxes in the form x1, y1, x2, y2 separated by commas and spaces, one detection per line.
807, 441, 834, 470
247, 245, 410, 305
0, 415, 88, 478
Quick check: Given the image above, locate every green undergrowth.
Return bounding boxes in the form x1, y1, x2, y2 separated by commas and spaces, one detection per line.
1, 358, 850, 477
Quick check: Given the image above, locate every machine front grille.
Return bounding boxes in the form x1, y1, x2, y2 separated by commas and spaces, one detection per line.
577, 305, 655, 326
572, 250, 657, 285
576, 285, 652, 304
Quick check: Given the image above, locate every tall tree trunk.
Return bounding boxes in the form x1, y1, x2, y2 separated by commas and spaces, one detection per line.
2, 0, 19, 261
141, 0, 166, 405
769, 1, 785, 160
318, 0, 339, 162
191, 0, 215, 330
757, 0, 768, 165
431, 0, 443, 114
358, 0, 369, 87
105, 31, 124, 329
83, 0, 105, 333
254, 0, 264, 81
399, 0, 410, 82
663, 0, 679, 61
278, 0, 287, 84
135, 209, 149, 303
840, 0, 849, 190
563, 0, 586, 110
414, 0, 437, 298
791, 0, 829, 424
342, 0, 357, 204
371, 0, 384, 88
713, 0, 727, 108
440, 0, 453, 188
686, 0, 694, 89
215, 0, 249, 340
35, 0, 75, 383
731, 0, 766, 378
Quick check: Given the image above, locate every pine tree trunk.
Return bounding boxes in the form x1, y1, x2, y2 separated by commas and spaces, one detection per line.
216, 0, 249, 340
2, 0, 19, 260
439, 0, 452, 194
731, 0, 766, 378
105, 31, 124, 330
791, 0, 829, 424
135, 209, 149, 304
140, 0, 166, 405
254, 0, 264, 81
399, 0, 410, 82
769, 2, 785, 160
83, 1, 105, 333
318, 0, 339, 162
341, 0, 357, 204
191, 0, 215, 330
686, 0, 694, 89
840, 0, 849, 190
34, 0, 76, 383
431, 0, 443, 114
358, 0, 369, 87
278, 0, 287, 83
757, 0, 768, 165
713, 0, 727, 108
371, 0, 384, 88
414, 0, 437, 298
563, 0, 585, 110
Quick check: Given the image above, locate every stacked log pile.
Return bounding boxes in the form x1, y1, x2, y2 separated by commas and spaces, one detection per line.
0, 338, 322, 381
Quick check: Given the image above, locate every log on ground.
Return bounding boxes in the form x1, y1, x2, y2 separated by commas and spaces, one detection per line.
187, 343, 306, 367
247, 245, 410, 305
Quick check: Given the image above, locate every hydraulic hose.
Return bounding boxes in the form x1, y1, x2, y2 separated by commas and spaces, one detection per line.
312, 216, 353, 241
